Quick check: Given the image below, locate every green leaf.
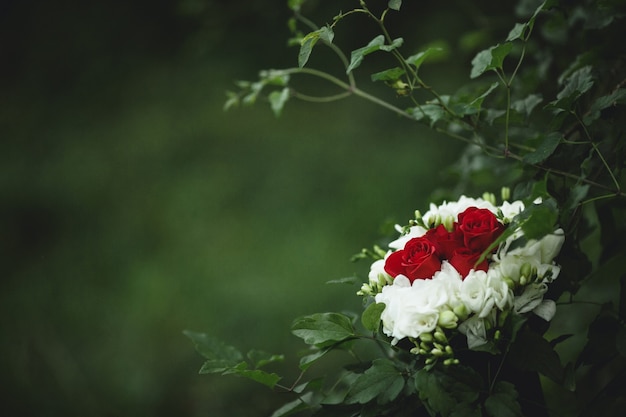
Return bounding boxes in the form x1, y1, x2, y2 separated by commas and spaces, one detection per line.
298, 347, 330, 370
518, 199, 559, 241
408, 103, 447, 126
298, 26, 334, 68
371, 67, 406, 83
557, 65, 594, 100
584, 88, 626, 125
415, 366, 482, 416
361, 302, 385, 332
247, 350, 285, 369
184, 330, 244, 370
347, 35, 404, 74
270, 392, 315, 417
292, 312, 355, 346
405, 47, 443, 73
484, 381, 523, 417
269, 88, 290, 117
506, 23, 528, 42
511, 93, 543, 116
461, 82, 499, 115
470, 43, 513, 79
287, 0, 306, 13
522, 132, 562, 164
345, 359, 405, 404
507, 329, 564, 383
388, 0, 402, 11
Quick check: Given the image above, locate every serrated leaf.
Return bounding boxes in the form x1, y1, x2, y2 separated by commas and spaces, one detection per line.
388, 0, 402, 11
361, 302, 385, 332
347, 35, 404, 74
292, 312, 355, 346
346, 359, 405, 404
470, 43, 513, 79
484, 381, 523, 417
269, 88, 290, 117
523, 132, 562, 164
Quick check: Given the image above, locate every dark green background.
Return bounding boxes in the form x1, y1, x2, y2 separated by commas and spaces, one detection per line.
0, 1, 509, 415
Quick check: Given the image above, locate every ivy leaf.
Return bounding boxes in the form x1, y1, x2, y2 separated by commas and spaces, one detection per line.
388, 0, 402, 11
522, 132, 562, 164
345, 359, 405, 404
518, 199, 559, 241
361, 302, 385, 332
470, 42, 513, 79
247, 350, 285, 369
269, 88, 290, 117
299, 26, 334, 68
460, 82, 499, 116
292, 312, 355, 346
347, 35, 404, 74
484, 381, 523, 417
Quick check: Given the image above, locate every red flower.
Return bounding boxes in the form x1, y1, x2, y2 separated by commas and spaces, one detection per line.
384, 237, 441, 282
457, 207, 504, 253
449, 247, 489, 278
425, 224, 464, 260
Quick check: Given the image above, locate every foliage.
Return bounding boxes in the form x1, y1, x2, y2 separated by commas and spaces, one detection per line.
190, 0, 626, 416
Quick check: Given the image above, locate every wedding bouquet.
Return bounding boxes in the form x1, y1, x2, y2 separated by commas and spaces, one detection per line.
358, 192, 564, 366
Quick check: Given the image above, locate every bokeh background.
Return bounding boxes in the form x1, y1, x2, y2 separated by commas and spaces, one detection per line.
1, 1, 515, 415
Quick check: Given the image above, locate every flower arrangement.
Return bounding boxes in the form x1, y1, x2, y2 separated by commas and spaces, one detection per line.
359, 192, 564, 366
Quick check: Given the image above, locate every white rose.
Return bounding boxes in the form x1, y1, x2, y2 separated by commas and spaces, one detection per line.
499, 200, 525, 221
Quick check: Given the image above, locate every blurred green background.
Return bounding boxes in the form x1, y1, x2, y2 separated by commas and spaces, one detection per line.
0, 0, 511, 415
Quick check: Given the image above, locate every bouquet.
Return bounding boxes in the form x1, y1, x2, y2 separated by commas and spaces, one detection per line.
360, 192, 565, 365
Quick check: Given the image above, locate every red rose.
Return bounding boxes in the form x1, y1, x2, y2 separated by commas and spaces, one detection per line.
449, 247, 489, 278
384, 237, 442, 282
424, 224, 464, 260
457, 207, 504, 253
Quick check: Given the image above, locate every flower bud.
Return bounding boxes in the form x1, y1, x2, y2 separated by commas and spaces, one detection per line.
483, 192, 496, 205
520, 263, 533, 279
445, 345, 454, 355
453, 304, 469, 320
420, 333, 433, 343
431, 348, 443, 357
443, 215, 455, 232
438, 310, 458, 329
501, 187, 511, 202
434, 330, 448, 344
494, 330, 501, 341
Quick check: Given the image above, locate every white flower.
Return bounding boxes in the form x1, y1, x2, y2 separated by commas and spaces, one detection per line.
458, 315, 488, 349
499, 200, 525, 221
388, 225, 427, 250
368, 257, 390, 287
421, 196, 498, 227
